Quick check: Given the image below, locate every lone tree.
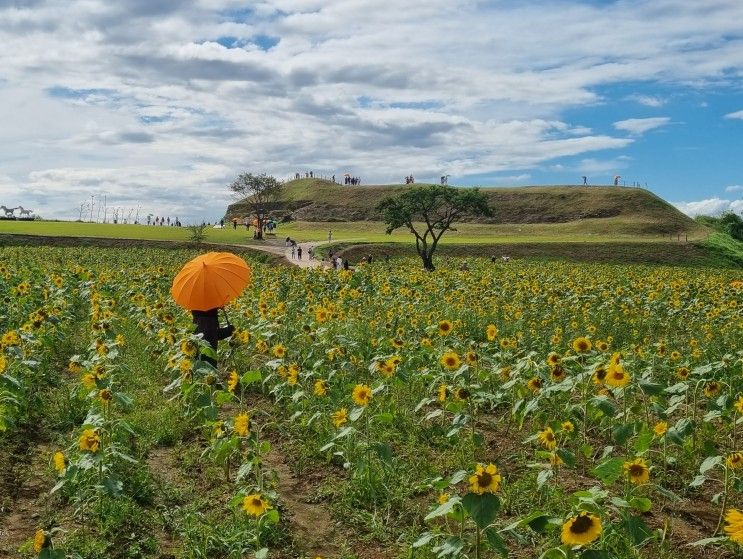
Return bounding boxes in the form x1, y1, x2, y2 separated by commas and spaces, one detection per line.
229, 172, 283, 240
376, 184, 492, 271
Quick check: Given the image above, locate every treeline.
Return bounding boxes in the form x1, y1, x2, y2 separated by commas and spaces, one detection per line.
695, 211, 743, 241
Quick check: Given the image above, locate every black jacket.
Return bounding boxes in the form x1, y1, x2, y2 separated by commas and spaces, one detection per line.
191, 308, 234, 365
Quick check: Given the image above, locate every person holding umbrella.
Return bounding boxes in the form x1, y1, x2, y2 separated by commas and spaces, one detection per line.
171, 252, 252, 367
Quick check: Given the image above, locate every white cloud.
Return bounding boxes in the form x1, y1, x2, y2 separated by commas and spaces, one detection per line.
613, 117, 671, 135
725, 110, 743, 120
626, 94, 666, 107
673, 198, 743, 217
1, 1, 743, 219
725, 185, 743, 192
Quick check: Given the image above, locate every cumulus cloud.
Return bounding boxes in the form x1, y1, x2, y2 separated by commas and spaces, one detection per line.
724, 110, 743, 120
625, 94, 666, 107
1, 1, 743, 220
725, 185, 743, 192
673, 198, 743, 217
613, 117, 671, 135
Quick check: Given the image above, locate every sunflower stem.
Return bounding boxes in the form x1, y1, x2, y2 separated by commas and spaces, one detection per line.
713, 465, 729, 536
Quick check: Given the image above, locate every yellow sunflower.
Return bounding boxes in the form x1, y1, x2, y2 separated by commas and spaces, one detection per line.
538, 427, 557, 450
53, 451, 66, 474
560, 512, 602, 546
352, 384, 372, 407
79, 428, 101, 453
726, 452, 743, 470
314, 379, 328, 396
572, 337, 592, 353
653, 421, 668, 437
486, 324, 498, 341
33, 529, 46, 553
332, 408, 348, 428
440, 351, 461, 370
724, 509, 743, 545
242, 494, 271, 517
437, 384, 449, 402
227, 370, 239, 392
468, 463, 502, 494
234, 413, 250, 437
438, 320, 453, 336
703, 381, 721, 398
604, 364, 630, 388
527, 377, 543, 393
624, 458, 650, 485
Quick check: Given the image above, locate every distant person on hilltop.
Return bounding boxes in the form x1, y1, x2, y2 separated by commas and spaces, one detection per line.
328, 230, 332, 242
582, 176, 588, 185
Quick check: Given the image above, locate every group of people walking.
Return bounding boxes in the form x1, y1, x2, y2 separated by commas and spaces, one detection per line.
148, 216, 180, 226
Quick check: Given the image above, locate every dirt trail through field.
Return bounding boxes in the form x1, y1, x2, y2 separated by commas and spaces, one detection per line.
0, 442, 52, 557
263, 449, 339, 557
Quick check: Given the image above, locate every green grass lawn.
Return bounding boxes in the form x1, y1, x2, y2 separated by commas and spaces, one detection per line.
0, 219, 708, 246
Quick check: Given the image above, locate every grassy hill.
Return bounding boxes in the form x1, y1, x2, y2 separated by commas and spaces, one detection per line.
226, 179, 701, 236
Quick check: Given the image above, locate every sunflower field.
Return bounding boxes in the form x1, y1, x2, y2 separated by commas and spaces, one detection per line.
0, 245, 741, 559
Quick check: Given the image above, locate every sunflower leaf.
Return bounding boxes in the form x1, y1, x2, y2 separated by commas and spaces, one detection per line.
592, 457, 624, 486
462, 492, 501, 529
425, 496, 462, 521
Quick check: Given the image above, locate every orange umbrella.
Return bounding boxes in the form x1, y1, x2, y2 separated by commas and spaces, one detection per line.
171, 252, 252, 311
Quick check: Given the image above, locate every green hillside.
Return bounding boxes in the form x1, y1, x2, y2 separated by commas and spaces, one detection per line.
226, 179, 702, 236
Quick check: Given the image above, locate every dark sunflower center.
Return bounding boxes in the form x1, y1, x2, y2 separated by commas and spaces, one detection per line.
251, 498, 262, 507
629, 465, 645, 476
478, 472, 493, 486
570, 514, 594, 534
612, 371, 624, 379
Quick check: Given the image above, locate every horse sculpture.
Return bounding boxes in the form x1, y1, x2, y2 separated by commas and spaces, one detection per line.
0, 205, 17, 217
17, 206, 33, 217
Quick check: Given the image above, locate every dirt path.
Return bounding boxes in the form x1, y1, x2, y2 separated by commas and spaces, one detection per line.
263, 448, 339, 557
0, 442, 51, 557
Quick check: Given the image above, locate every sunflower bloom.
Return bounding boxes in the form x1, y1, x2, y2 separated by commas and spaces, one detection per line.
527, 377, 542, 393
53, 451, 66, 474
332, 408, 348, 428
724, 509, 743, 545
438, 320, 453, 336
624, 458, 650, 485
726, 452, 743, 470
440, 351, 461, 370
468, 463, 502, 494
538, 427, 557, 450
486, 324, 498, 341
242, 494, 271, 517
736, 396, 743, 415
572, 337, 592, 353
653, 421, 668, 437
33, 529, 46, 553
704, 381, 721, 398
314, 379, 328, 396
227, 370, 239, 392
79, 428, 101, 453
437, 384, 449, 402
561, 513, 602, 546
234, 413, 250, 437
352, 384, 372, 406
605, 364, 630, 388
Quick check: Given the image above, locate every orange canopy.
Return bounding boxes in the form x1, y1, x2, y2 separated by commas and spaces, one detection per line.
171, 252, 252, 311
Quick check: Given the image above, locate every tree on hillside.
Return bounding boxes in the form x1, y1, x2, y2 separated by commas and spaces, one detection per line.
229, 173, 283, 240
376, 185, 492, 271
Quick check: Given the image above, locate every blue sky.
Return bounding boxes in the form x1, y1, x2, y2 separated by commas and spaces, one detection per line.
0, 0, 741, 221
